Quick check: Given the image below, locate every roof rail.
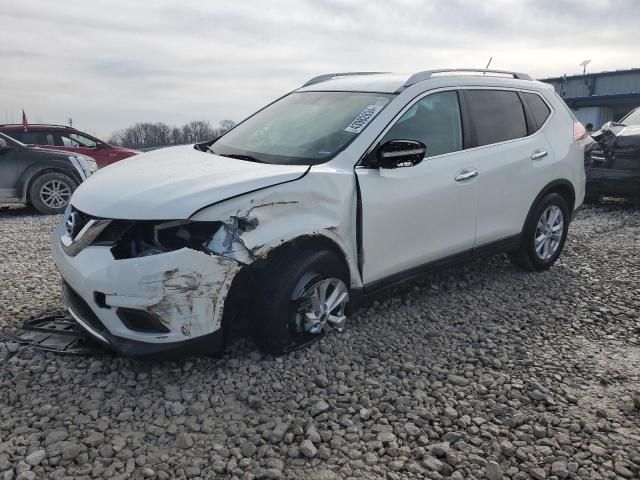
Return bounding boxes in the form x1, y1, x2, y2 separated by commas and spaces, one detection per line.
404, 69, 532, 87
0, 123, 73, 129
302, 71, 387, 87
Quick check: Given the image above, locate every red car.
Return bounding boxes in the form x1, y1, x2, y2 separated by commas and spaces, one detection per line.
0, 124, 139, 168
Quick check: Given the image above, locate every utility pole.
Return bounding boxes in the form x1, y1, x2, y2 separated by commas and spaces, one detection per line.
68, 117, 73, 127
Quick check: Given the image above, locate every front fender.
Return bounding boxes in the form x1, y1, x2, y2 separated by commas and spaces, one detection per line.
189, 167, 362, 288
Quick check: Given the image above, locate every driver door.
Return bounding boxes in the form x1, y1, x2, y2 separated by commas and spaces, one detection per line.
356, 90, 479, 284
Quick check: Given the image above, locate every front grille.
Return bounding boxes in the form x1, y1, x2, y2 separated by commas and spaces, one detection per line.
66, 206, 99, 239
95, 220, 134, 244
68, 207, 132, 249
62, 282, 107, 333
75, 209, 93, 227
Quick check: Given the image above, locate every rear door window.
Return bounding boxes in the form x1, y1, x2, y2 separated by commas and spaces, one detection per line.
464, 90, 527, 146
20, 130, 56, 146
521, 92, 551, 131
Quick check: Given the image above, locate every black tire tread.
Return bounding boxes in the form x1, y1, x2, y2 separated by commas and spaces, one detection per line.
29, 172, 77, 214
509, 192, 569, 272
252, 246, 347, 355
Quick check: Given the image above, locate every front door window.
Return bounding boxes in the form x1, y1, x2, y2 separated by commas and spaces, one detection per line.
381, 90, 463, 158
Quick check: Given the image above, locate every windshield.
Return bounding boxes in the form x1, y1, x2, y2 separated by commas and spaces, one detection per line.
621, 107, 640, 126
209, 91, 393, 165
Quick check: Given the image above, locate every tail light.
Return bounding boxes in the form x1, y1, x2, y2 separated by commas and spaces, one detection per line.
573, 121, 586, 141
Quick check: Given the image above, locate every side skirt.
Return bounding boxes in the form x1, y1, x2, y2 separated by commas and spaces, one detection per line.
350, 234, 521, 308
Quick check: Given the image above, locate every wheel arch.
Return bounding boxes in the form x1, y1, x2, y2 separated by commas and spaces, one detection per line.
521, 179, 575, 234
19, 166, 82, 203
221, 232, 353, 342
252, 233, 352, 285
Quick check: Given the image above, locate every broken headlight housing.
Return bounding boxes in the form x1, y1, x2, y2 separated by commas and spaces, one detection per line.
102, 220, 223, 259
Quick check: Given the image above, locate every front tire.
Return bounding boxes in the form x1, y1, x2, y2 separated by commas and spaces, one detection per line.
509, 193, 570, 271
29, 172, 77, 214
252, 247, 350, 355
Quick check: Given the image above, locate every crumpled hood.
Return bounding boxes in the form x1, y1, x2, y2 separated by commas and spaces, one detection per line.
70, 145, 309, 219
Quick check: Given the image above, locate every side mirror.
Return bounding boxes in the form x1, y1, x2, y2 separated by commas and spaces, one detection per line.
0, 138, 10, 154
378, 140, 426, 169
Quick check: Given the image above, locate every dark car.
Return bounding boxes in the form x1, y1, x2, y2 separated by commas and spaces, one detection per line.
0, 124, 139, 169
0, 132, 95, 214
585, 107, 640, 202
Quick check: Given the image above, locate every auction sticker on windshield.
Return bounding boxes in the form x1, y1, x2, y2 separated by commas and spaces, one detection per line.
344, 105, 384, 133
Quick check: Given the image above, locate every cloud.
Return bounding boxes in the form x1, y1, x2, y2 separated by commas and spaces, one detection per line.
1, 0, 638, 138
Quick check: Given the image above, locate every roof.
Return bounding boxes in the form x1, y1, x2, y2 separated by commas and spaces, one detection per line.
0, 123, 73, 129
298, 69, 536, 94
299, 73, 409, 93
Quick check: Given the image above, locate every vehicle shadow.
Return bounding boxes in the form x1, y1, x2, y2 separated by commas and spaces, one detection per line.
0, 203, 50, 217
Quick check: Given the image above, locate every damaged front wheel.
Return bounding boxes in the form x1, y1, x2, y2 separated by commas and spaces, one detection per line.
252, 247, 349, 355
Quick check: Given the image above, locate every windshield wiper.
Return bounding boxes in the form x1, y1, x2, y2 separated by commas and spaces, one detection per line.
214, 152, 265, 164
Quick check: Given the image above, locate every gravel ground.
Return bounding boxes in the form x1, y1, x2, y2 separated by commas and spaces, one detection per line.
0, 202, 639, 480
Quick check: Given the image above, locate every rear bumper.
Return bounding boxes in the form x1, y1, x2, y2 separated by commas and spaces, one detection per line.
51, 218, 241, 357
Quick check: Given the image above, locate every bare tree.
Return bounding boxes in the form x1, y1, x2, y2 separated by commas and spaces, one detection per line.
217, 119, 236, 135
108, 119, 233, 149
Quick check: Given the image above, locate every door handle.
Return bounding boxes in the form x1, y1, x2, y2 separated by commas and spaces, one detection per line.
108, 154, 117, 157
531, 150, 548, 160
455, 169, 479, 182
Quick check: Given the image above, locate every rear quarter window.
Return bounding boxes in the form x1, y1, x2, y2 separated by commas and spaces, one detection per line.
522, 92, 551, 130
464, 90, 527, 146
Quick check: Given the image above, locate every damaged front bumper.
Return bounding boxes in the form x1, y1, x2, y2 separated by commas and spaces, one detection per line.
51, 217, 242, 357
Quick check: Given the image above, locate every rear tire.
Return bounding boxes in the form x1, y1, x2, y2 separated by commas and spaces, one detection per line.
252, 246, 349, 355
29, 172, 77, 214
509, 193, 570, 271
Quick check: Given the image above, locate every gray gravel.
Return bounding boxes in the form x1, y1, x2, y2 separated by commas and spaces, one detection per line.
0, 202, 639, 480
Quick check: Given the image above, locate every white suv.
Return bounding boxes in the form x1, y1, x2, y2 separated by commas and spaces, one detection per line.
51, 69, 587, 356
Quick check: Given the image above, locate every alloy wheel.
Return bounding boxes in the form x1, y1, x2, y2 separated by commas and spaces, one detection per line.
534, 205, 564, 261
292, 273, 349, 334
40, 180, 72, 209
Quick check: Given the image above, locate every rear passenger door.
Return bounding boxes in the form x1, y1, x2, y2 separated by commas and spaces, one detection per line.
460, 89, 555, 246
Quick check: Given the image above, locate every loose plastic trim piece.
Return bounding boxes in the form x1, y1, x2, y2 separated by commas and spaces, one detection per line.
7, 313, 107, 355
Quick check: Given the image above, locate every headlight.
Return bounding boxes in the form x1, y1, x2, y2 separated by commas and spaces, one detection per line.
85, 158, 98, 173
69, 155, 98, 175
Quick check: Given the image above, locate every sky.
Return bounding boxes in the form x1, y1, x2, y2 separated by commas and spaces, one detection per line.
1, 0, 639, 139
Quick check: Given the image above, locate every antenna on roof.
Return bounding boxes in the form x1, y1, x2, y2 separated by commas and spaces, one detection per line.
483, 57, 493, 74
